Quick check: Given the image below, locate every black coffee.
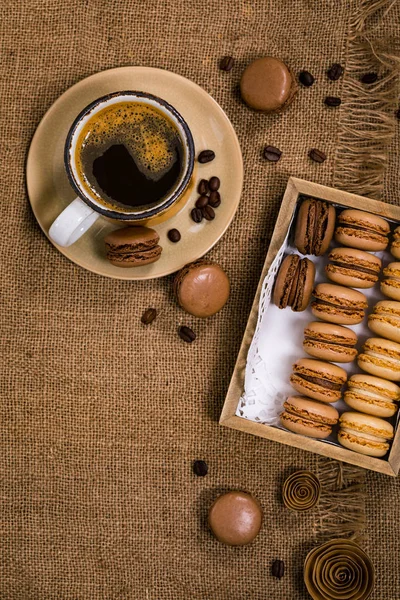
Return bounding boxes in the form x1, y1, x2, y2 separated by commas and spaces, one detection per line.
76, 101, 184, 211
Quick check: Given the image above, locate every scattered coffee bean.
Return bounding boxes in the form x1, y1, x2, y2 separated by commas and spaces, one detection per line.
141, 308, 157, 325
195, 195, 209, 209
299, 70, 315, 87
309, 148, 327, 164
167, 228, 181, 243
361, 72, 378, 84
220, 56, 234, 72
208, 176, 220, 191
178, 325, 196, 343
208, 191, 221, 208
191, 207, 203, 223
324, 96, 341, 107
197, 179, 209, 194
198, 150, 215, 164
263, 145, 282, 162
193, 460, 208, 476
327, 63, 344, 81
202, 205, 215, 221
396, 108, 400, 120
271, 559, 285, 579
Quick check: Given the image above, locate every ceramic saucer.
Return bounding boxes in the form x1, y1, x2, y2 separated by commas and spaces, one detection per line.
26, 67, 243, 280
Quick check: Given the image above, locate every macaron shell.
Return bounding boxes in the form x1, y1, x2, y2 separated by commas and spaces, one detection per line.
311, 303, 364, 325
105, 225, 160, 249
314, 203, 336, 256
347, 373, 400, 399
390, 241, 400, 260
240, 57, 297, 113
334, 227, 388, 251
280, 412, 332, 439
303, 339, 357, 363
344, 393, 397, 418
339, 410, 394, 440
294, 199, 315, 255
368, 314, 400, 343
381, 276, 400, 301
304, 321, 358, 344
283, 396, 339, 424
336, 209, 390, 234
338, 430, 389, 457
208, 492, 262, 546
358, 337, 400, 381
174, 260, 230, 318
325, 265, 377, 289
289, 375, 341, 402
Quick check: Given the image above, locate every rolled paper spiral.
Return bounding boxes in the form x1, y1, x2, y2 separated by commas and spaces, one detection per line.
282, 470, 321, 511
304, 538, 375, 600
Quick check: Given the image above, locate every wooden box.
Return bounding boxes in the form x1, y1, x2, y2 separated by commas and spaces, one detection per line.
220, 177, 400, 476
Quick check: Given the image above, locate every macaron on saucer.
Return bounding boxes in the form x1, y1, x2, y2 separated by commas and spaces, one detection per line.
26, 66, 243, 280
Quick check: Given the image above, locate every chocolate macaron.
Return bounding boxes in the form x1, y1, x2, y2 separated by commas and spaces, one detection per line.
174, 260, 230, 318
273, 254, 315, 311
358, 337, 400, 381
303, 322, 358, 363
381, 262, 400, 301
334, 209, 390, 251
290, 358, 347, 403
208, 491, 263, 546
294, 198, 336, 256
390, 226, 400, 259
344, 374, 399, 418
104, 226, 162, 267
240, 56, 297, 113
280, 396, 339, 439
326, 247, 381, 289
338, 411, 393, 457
368, 300, 400, 343
311, 283, 368, 325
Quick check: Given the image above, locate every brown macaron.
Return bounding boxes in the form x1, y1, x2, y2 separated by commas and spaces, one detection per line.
208, 491, 263, 546
280, 395, 339, 439
294, 198, 336, 256
344, 374, 399, 418
303, 321, 358, 363
326, 247, 381, 289
104, 226, 162, 267
368, 300, 400, 343
381, 262, 400, 301
390, 226, 400, 259
311, 283, 368, 325
290, 358, 347, 403
174, 260, 230, 318
334, 209, 390, 251
273, 254, 315, 312
358, 337, 400, 381
240, 56, 297, 113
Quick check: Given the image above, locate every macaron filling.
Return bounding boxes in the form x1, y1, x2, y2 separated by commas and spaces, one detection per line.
299, 375, 342, 390
344, 392, 395, 412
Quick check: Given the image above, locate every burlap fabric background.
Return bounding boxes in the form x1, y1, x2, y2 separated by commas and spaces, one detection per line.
1, 1, 400, 598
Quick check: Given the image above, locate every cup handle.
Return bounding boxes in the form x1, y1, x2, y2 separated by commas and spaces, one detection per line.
48, 197, 100, 247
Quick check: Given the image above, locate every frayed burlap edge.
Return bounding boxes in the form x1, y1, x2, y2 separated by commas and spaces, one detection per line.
316, 0, 400, 546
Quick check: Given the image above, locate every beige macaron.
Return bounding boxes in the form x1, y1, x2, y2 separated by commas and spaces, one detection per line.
338, 411, 393, 457
368, 300, 400, 343
344, 374, 400, 418
280, 396, 339, 439
381, 262, 400, 301
358, 337, 400, 381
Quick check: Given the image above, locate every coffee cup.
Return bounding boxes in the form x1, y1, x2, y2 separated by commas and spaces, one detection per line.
49, 91, 195, 247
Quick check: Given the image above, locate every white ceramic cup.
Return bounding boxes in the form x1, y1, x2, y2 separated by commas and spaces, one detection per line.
49, 91, 195, 247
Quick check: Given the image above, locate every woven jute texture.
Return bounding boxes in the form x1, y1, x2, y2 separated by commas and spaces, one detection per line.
1, 1, 400, 598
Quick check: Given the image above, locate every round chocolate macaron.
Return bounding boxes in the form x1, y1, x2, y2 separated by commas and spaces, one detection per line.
358, 337, 400, 381
208, 491, 263, 546
303, 322, 358, 363
368, 300, 400, 343
280, 396, 339, 439
334, 209, 390, 251
326, 247, 381, 289
338, 411, 393, 457
390, 226, 400, 259
174, 260, 230, 318
273, 254, 315, 312
104, 226, 162, 267
240, 56, 297, 113
294, 198, 336, 257
311, 283, 368, 325
290, 358, 347, 403
381, 262, 400, 301
344, 374, 400, 418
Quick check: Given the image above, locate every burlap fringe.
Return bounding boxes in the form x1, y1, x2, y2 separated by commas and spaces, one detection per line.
333, 0, 400, 199
314, 458, 367, 544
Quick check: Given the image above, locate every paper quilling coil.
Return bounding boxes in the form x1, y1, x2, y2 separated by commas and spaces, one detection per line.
282, 470, 321, 511
304, 538, 375, 600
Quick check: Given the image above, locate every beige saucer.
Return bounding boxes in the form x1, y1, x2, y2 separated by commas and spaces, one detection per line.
26, 67, 243, 280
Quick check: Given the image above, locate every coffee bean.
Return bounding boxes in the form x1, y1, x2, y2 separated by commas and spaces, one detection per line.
208, 191, 221, 208
208, 176, 220, 191
299, 70, 315, 87
191, 207, 203, 223
193, 460, 208, 476
141, 308, 157, 325
271, 559, 285, 579
197, 179, 209, 194
396, 108, 400, 120
220, 56, 234, 72
324, 96, 341, 107
178, 325, 196, 343
361, 72, 378, 84
167, 228, 181, 243
309, 148, 327, 163
327, 63, 344, 81
263, 145, 282, 162
202, 205, 215, 221
198, 150, 215, 164
195, 195, 209, 209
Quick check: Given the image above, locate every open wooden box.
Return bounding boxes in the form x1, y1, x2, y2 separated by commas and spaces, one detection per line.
221, 177, 400, 476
